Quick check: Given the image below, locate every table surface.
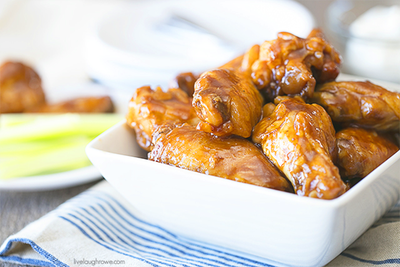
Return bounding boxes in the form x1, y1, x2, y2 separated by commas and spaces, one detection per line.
0, 1, 352, 267
0, 180, 101, 267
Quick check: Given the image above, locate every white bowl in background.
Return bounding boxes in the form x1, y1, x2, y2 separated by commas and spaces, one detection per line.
86, 75, 400, 267
85, 0, 315, 90
328, 0, 400, 83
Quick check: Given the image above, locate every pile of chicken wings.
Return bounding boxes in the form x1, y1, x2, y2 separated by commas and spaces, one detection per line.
0, 61, 114, 114
126, 29, 399, 200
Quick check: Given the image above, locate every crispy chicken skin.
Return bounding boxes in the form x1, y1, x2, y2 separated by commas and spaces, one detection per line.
312, 81, 400, 131
193, 69, 263, 138
30, 96, 114, 113
250, 29, 341, 100
336, 128, 399, 179
126, 86, 200, 151
0, 61, 46, 113
252, 97, 347, 199
149, 123, 293, 192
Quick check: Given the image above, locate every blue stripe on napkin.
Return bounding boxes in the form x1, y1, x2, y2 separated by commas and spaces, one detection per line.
0, 255, 54, 267
1, 184, 398, 267
341, 253, 400, 265
339, 199, 400, 265
57, 190, 274, 267
0, 238, 67, 266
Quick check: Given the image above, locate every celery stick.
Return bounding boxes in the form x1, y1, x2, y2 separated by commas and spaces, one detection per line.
0, 135, 92, 157
0, 113, 122, 179
0, 114, 39, 128
0, 115, 81, 144
0, 139, 91, 179
0, 114, 122, 144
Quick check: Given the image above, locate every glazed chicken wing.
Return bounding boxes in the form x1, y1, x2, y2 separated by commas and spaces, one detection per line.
170, 52, 250, 97
169, 53, 247, 98
30, 96, 114, 113
240, 44, 260, 76
149, 123, 293, 192
252, 97, 346, 199
250, 29, 341, 100
0, 61, 46, 113
193, 68, 263, 137
312, 81, 400, 131
336, 128, 398, 179
219, 54, 245, 71
126, 86, 199, 151
307, 29, 341, 83
169, 72, 199, 97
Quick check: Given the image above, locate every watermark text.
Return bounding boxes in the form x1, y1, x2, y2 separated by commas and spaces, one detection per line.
73, 258, 125, 266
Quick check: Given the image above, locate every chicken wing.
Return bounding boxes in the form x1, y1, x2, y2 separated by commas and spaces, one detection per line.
307, 29, 341, 84
250, 29, 341, 100
336, 127, 399, 179
169, 53, 247, 98
169, 72, 199, 97
126, 86, 199, 151
219, 54, 245, 71
0, 61, 46, 113
149, 123, 293, 192
240, 44, 260, 76
29, 96, 114, 113
312, 81, 400, 131
252, 97, 346, 199
193, 68, 263, 137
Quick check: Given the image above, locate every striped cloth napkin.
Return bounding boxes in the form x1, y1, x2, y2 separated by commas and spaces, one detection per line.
0, 180, 399, 267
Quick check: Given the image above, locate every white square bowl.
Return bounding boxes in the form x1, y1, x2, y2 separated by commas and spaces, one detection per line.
86, 74, 400, 267
86, 121, 400, 267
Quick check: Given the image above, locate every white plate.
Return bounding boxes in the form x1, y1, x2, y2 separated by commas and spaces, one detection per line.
0, 166, 101, 191
86, 74, 400, 267
85, 0, 315, 89
0, 83, 131, 191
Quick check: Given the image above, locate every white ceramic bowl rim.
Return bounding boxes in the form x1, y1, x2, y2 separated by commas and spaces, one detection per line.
87, 120, 400, 209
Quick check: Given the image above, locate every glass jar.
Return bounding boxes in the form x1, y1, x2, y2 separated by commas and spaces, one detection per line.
327, 0, 400, 83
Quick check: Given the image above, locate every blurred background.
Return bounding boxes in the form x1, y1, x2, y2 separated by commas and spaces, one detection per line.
1, 0, 399, 97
